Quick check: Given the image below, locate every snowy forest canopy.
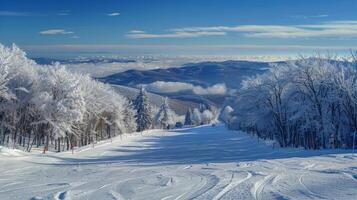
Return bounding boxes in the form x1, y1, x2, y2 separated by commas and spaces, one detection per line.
0, 44, 217, 152
227, 56, 357, 149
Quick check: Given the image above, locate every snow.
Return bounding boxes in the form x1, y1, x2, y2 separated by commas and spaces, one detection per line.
1, 124, 357, 200
0, 146, 28, 157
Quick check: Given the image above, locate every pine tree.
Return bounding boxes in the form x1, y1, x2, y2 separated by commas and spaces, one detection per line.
199, 103, 206, 113
134, 87, 152, 132
155, 97, 172, 129
184, 108, 193, 125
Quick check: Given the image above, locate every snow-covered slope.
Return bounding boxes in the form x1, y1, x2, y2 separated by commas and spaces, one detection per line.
1, 125, 357, 200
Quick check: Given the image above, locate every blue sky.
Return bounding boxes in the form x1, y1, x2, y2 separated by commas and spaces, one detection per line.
1, 0, 357, 57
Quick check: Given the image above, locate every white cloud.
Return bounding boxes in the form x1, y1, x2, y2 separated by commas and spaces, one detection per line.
39, 29, 74, 35
129, 30, 146, 34
310, 14, 329, 18
145, 82, 194, 93
107, 12, 120, 16
192, 83, 227, 95
126, 31, 226, 39
143, 81, 227, 95
130, 20, 357, 39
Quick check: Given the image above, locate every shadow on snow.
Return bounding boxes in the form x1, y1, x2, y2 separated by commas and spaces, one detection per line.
35, 125, 356, 166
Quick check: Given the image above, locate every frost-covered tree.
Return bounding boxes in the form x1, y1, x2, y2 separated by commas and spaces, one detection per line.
121, 99, 137, 133
0, 44, 39, 150
220, 106, 233, 123
228, 55, 357, 149
192, 108, 202, 125
33, 65, 85, 152
0, 43, 138, 152
155, 97, 174, 129
201, 110, 215, 124
134, 87, 152, 132
0, 65, 10, 100
79, 76, 133, 146
190, 106, 217, 126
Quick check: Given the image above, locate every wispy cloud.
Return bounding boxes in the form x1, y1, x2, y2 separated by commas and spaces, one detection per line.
128, 21, 357, 39
0, 10, 71, 17
244, 21, 357, 38
0, 11, 29, 17
107, 12, 120, 16
126, 30, 226, 39
311, 14, 329, 18
0, 10, 48, 17
39, 29, 74, 35
292, 14, 328, 19
58, 10, 70, 16
129, 30, 146, 34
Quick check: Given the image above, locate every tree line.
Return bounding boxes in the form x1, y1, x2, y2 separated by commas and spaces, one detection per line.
227, 55, 357, 149
0, 44, 217, 153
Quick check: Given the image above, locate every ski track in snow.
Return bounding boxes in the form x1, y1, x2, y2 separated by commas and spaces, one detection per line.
1, 124, 357, 200
212, 171, 252, 200
251, 174, 276, 200
298, 174, 326, 199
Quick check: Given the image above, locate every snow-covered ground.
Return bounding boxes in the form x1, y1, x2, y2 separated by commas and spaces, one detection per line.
1, 125, 357, 200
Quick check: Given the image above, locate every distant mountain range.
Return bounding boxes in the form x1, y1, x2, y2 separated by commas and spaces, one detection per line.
99, 60, 271, 106
99, 60, 270, 89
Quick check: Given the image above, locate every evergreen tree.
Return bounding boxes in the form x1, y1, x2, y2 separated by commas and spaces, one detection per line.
184, 108, 193, 125
134, 87, 152, 132
199, 103, 206, 113
155, 97, 172, 129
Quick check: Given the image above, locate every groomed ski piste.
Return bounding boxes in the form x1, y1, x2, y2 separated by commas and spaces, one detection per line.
1, 124, 357, 200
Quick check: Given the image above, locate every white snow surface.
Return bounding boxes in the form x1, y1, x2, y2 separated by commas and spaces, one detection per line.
1, 124, 357, 200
